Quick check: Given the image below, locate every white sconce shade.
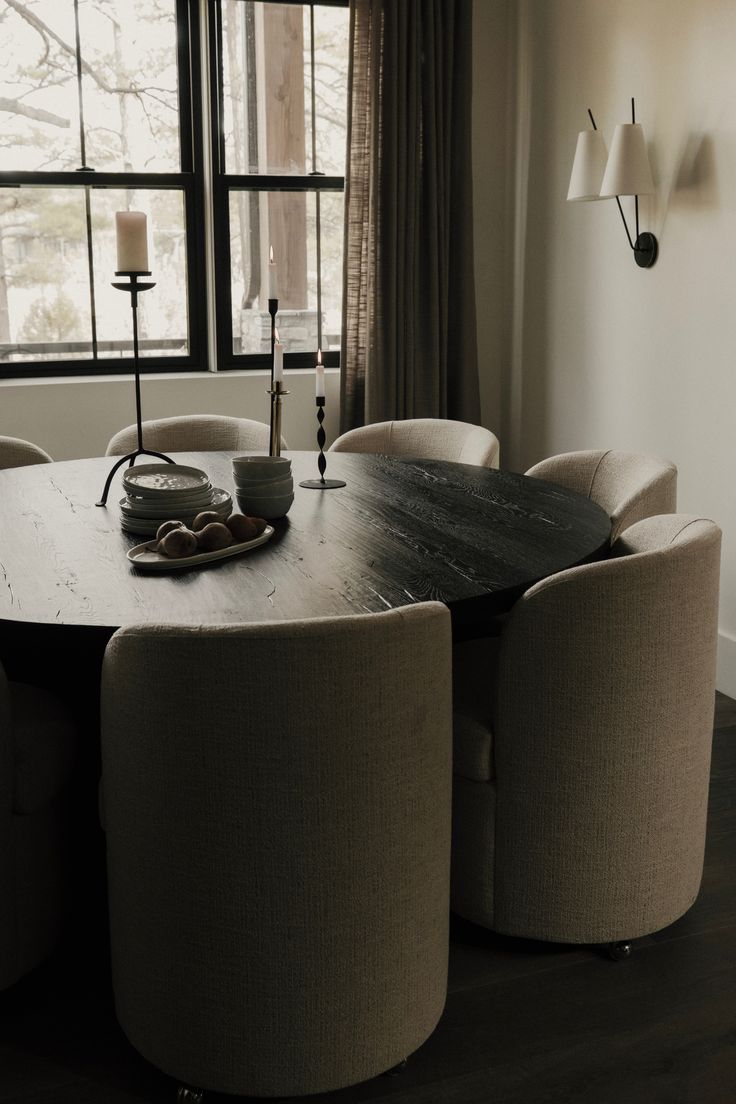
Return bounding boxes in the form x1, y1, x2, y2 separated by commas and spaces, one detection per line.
567, 129, 609, 201
600, 123, 655, 196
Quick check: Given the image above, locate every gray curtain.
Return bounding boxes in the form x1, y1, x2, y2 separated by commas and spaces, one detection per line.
340, 0, 480, 432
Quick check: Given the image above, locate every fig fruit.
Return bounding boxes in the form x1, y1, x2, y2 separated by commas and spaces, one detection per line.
196, 522, 233, 552
226, 513, 258, 542
249, 517, 268, 537
192, 510, 222, 532
159, 527, 198, 558
156, 519, 185, 543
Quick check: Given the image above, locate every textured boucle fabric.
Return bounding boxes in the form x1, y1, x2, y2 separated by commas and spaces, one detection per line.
451, 514, 721, 944
329, 418, 500, 468
0, 435, 53, 469
101, 604, 452, 1097
526, 449, 677, 540
105, 414, 286, 455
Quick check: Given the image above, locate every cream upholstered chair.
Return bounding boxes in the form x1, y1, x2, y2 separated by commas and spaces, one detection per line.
452, 515, 721, 954
0, 662, 77, 989
101, 604, 452, 1098
525, 449, 676, 541
105, 414, 285, 456
0, 435, 53, 468
329, 418, 500, 468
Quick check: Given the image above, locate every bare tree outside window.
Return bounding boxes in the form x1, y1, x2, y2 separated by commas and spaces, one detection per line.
219, 1, 348, 361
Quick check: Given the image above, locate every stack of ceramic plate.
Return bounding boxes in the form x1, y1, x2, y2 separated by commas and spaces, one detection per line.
119, 463, 232, 536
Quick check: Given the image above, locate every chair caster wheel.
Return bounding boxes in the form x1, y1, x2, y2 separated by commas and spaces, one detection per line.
385, 1058, 408, 1077
607, 940, 632, 961
177, 1087, 203, 1103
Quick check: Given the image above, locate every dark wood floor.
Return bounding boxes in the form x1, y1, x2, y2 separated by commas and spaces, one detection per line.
2, 695, 735, 1104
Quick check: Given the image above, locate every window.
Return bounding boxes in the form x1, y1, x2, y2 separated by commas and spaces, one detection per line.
209, 0, 348, 371
0, 0, 348, 379
0, 0, 205, 377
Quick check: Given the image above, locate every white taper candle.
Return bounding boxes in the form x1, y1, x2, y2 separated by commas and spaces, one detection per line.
316, 348, 325, 399
273, 329, 284, 384
268, 245, 278, 299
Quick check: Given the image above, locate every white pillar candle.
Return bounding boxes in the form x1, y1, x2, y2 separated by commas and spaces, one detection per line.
268, 245, 278, 299
115, 211, 149, 272
273, 330, 284, 384
315, 349, 325, 399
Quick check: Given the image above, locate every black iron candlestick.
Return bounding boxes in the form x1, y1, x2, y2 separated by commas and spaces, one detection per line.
267, 297, 281, 457
299, 397, 346, 489
95, 272, 174, 507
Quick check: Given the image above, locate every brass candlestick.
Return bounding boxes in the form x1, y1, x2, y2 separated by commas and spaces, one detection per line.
267, 379, 289, 456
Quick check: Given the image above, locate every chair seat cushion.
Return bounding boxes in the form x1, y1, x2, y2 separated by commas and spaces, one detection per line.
11, 682, 77, 815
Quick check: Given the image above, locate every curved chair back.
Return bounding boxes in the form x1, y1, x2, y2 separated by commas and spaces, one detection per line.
525, 449, 676, 540
105, 414, 285, 456
101, 604, 452, 1097
0, 435, 53, 469
486, 515, 720, 944
329, 418, 500, 468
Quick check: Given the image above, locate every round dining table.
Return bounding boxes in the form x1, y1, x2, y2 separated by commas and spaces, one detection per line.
0, 448, 613, 907
0, 449, 610, 946
0, 450, 610, 651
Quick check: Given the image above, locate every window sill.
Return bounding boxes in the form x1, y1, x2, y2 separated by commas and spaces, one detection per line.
0, 368, 337, 388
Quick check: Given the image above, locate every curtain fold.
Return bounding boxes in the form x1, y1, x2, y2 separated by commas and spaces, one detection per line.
340, 0, 480, 432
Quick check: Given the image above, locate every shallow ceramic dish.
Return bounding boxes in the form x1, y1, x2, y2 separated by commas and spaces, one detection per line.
127, 524, 274, 571
119, 489, 222, 518
235, 491, 294, 520
231, 455, 291, 480
123, 464, 210, 498
120, 490, 233, 536
120, 486, 231, 517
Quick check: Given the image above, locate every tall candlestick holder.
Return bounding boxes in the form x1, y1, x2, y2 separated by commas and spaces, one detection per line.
95, 272, 174, 507
299, 398, 346, 489
267, 297, 285, 457
267, 378, 290, 457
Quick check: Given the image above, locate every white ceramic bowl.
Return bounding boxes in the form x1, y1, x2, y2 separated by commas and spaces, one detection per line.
233, 475, 294, 496
236, 491, 294, 520
232, 455, 291, 480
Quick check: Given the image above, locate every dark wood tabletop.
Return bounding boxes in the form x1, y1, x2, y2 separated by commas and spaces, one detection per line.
0, 451, 610, 641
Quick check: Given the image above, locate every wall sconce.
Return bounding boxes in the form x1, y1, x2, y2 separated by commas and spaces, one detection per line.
568, 99, 658, 269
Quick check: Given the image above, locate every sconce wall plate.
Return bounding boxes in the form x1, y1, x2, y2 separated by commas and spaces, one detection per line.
634, 231, 657, 268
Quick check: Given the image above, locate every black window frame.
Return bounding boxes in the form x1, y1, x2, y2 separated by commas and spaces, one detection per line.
208, 0, 347, 373
0, 0, 207, 380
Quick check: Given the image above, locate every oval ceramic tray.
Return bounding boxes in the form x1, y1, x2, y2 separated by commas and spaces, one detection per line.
127, 525, 274, 571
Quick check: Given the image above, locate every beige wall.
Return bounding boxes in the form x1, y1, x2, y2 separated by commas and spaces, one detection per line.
471, 0, 736, 693
0, 369, 340, 458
